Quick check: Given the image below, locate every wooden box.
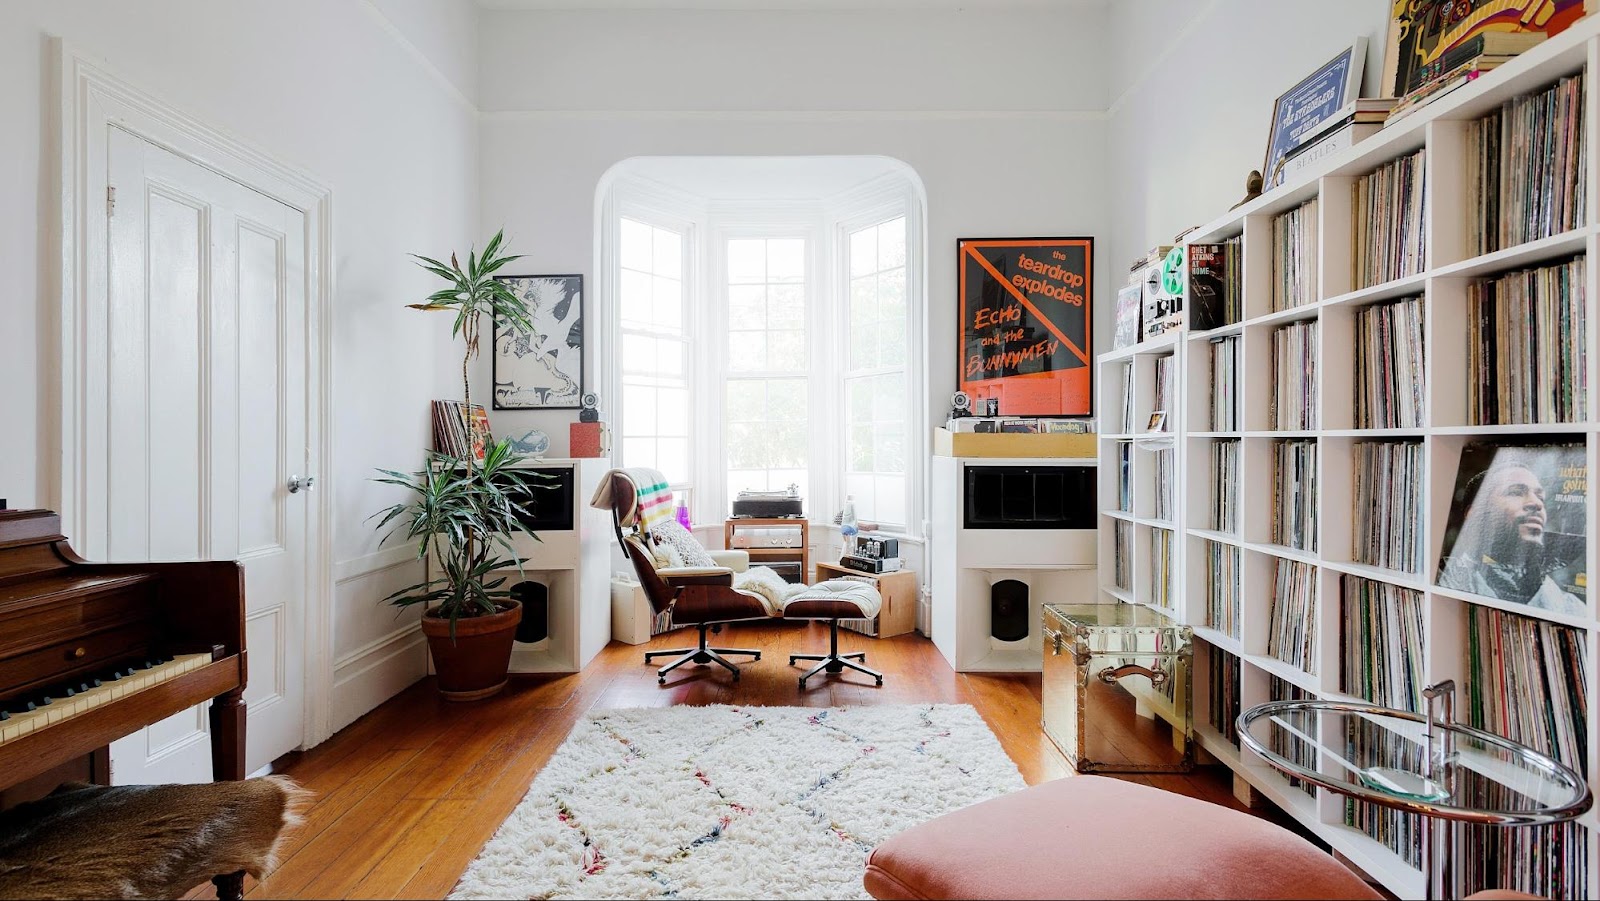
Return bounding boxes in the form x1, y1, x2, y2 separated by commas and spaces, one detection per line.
815, 563, 917, 638
933, 427, 1097, 459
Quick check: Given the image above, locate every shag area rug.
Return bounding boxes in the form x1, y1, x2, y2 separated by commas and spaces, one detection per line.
450, 704, 1026, 900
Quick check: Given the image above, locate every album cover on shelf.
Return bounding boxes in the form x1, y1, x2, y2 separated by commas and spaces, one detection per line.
1437, 442, 1588, 614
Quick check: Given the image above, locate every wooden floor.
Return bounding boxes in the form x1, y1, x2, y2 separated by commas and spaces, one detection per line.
229, 622, 1265, 899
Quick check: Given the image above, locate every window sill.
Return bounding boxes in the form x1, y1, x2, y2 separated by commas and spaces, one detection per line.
816, 522, 923, 545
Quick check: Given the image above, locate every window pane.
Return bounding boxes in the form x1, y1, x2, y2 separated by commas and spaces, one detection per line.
873, 373, 906, 419
770, 469, 808, 500
848, 380, 874, 422
767, 239, 805, 283
729, 285, 765, 326
652, 276, 683, 332
653, 228, 682, 279
874, 475, 907, 525
621, 218, 653, 272
621, 333, 656, 374
767, 378, 806, 415
622, 385, 655, 435
878, 218, 906, 269
657, 387, 689, 435
620, 269, 652, 327
767, 284, 805, 329
727, 380, 764, 415
655, 438, 689, 485
876, 422, 907, 473
845, 473, 874, 513
726, 422, 765, 469
727, 331, 768, 373
879, 268, 906, 325
850, 227, 876, 278
622, 436, 655, 470
728, 239, 766, 284
654, 338, 685, 378
767, 330, 807, 372
728, 470, 765, 499
771, 422, 808, 468
848, 424, 874, 471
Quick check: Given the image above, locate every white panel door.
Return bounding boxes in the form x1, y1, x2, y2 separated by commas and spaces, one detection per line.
95, 125, 308, 783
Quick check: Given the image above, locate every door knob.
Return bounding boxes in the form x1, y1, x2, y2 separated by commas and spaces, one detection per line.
287, 475, 316, 494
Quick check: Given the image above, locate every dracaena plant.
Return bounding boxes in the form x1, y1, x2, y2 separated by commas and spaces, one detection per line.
370, 440, 545, 631
408, 229, 533, 436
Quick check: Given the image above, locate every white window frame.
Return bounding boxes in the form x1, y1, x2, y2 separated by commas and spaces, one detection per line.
598, 168, 927, 541
830, 178, 925, 538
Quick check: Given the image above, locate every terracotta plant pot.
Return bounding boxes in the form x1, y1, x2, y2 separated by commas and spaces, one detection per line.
421, 600, 522, 701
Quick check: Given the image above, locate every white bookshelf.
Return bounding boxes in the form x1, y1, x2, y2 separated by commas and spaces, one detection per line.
1096, 18, 1600, 900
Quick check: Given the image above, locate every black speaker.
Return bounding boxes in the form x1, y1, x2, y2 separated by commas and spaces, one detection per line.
990, 579, 1029, 642
511, 580, 549, 643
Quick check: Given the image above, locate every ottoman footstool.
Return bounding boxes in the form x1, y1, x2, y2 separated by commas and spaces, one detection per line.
782, 579, 885, 688
864, 775, 1383, 900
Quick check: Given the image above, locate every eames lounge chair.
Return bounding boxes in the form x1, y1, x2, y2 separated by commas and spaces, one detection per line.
592, 468, 775, 683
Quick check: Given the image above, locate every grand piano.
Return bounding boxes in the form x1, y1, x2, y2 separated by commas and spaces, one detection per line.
0, 507, 247, 804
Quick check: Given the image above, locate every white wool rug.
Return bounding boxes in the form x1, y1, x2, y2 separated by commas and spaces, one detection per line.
450, 704, 1027, 900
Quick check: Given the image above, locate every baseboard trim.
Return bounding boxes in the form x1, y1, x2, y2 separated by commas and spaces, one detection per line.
331, 622, 427, 733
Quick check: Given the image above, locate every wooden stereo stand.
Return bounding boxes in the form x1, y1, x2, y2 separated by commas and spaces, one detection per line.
814, 562, 916, 639
724, 517, 809, 582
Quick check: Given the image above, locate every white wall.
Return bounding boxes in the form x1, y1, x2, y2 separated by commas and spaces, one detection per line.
1106, 0, 1392, 279
0, 0, 479, 737
476, 5, 1115, 462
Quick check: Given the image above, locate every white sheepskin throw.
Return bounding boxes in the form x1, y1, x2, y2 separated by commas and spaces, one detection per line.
731, 565, 806, 614
450, 704, 1026, 900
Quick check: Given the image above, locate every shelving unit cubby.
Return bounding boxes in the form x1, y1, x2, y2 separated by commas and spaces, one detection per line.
1095, 18, 1600, 900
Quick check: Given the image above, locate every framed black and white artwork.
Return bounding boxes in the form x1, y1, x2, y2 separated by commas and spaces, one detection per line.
492, 274, 584, 410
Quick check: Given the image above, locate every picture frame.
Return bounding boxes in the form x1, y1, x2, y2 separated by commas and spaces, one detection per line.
1146, 411, 1167, 432
957, 236, 1094, 417
1263, 38, 1367, 188
492, 274, 584, 410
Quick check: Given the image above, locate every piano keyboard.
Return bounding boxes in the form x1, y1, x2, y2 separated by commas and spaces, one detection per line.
0, 653, 212, 744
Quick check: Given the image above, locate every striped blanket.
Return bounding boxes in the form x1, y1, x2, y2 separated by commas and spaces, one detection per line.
590, 467, 675, 534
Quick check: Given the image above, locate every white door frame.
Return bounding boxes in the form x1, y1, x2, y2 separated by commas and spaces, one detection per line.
52, 40, 338, 750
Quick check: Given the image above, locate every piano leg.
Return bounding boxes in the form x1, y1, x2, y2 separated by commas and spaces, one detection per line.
213, 871, 246, 901
209, 689, 247, 781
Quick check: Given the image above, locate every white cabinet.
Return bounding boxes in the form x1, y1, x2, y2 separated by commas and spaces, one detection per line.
928, 454, 1099, 672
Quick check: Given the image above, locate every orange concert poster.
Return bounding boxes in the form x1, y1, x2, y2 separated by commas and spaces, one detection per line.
957, 236, 1093, 416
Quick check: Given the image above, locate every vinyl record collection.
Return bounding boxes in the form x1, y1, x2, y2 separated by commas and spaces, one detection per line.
1342, 721, 1423, 868
1208, 649, 1241, 746
1205, 541, 1240, 639
1210, 335, 1240, 431
1352, 149, 1427, 289
1268, 559, 1317, 674
1268, 675, 1318, 798
1116, 441, 1132, 512
1150, 528, 1175, 611
1152, 353, 1175, 427
1466, 606, 1588, 776
1339, 577, 1425, 712
1467, 74, 1586, 256
1453, 793, 1587, 898
1113, 520, 1131, 590
1352, 441, 1424, 573
1271, 199, 1318, 311
1467, 257, 1587, 425
1119, 363, 1135, 432
1273, 321, 1318, 430
1211, 440, 1240, 533
1273, 440, 1318, 551
1353, 295, 1425, 429
430, 400, 490, 461
1152, 447, 1175, 522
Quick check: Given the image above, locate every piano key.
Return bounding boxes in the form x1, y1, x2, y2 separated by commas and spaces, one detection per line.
0, 653, 213, 746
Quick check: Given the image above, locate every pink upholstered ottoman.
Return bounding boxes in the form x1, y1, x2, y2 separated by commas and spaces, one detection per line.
864, 775, 1382, 900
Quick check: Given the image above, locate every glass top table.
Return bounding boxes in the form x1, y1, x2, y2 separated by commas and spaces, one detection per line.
1239, 698, 1590, 824
1239, 694, 1591, 899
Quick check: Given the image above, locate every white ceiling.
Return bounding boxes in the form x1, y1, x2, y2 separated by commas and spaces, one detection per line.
616, 156, 911, 202
477, 0, 1102, 9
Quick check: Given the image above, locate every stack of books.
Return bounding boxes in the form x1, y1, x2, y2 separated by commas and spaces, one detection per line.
1278, 99, 1397, 184
1391, 32, 1549, 122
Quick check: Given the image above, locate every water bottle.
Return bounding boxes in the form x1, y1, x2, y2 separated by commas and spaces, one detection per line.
840, 495, 859, 557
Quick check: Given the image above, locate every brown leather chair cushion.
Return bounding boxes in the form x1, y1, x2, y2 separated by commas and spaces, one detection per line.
864, 776, 1383, 900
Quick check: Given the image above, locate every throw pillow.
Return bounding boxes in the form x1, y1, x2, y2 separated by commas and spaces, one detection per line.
652, 519, 716, 568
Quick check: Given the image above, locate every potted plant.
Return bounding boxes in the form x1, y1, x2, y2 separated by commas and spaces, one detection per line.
371, 230, 542, 701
